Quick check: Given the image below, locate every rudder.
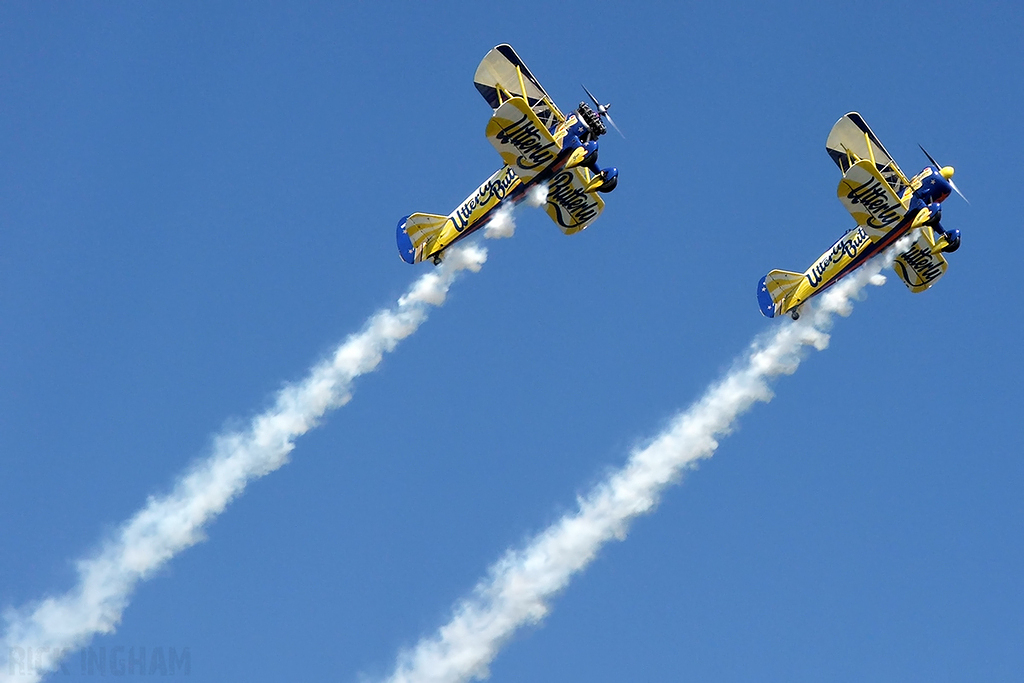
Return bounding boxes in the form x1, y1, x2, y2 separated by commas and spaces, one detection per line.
757, 270, 804, 318
397, 213, 448, 264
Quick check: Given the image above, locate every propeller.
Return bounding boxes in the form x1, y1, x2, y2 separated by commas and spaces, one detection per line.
919, 144, 969, 204
582, 84, 625, 138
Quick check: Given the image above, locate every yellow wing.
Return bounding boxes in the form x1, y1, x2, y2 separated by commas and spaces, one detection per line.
544, 168, 605, 235
836, 159, 909, 240
485, 97, 561, 183
893, 228, 949, 293
474, 44, 565, 131
826, 112, 911, 197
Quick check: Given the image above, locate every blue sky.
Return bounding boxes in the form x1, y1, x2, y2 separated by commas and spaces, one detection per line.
2, 1, 1022, 681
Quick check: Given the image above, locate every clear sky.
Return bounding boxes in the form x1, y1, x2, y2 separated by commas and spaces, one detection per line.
2, 1, 1022, 681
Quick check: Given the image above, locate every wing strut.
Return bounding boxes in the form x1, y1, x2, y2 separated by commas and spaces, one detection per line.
864, 132, 877, 169
516, 66, 528, 106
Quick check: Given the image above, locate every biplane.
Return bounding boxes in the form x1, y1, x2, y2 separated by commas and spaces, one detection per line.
397, 44, 619, 265
758, 112, 965, 319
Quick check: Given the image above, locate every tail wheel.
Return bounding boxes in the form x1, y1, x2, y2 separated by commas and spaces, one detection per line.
790, 309, 800, 321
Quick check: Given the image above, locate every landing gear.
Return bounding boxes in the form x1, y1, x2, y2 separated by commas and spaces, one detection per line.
584, 167, 619, 194
563, 139, 597, 170
940, 228, 961, 253
790, 309, 800, 321
432, 254, 443, 266
597, 169, 618, 193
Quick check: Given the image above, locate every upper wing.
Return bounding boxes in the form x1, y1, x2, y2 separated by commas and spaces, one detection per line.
543, 167, 605, 235
837, 159, 909, 240
826, 112, 911, 199
474, 44, 565, 132
892, 228, 949, 293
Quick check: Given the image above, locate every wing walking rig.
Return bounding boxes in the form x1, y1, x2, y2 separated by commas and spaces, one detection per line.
397, 44, 619, 265
758, 112, 965, 319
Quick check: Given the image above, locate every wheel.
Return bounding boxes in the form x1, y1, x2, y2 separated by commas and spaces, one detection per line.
432, 254, 443, 265
940, 228, 961, 253
597, 174, 618, 193
790, 309, 800, 321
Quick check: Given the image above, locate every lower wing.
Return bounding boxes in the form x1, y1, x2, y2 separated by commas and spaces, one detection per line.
893, 228, 949, 293
543, 167, 605, 235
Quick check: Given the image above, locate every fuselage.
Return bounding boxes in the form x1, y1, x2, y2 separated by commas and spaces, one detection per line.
428, 165, 528, 257
782, 165, 952, 311
423, 112, 597, 260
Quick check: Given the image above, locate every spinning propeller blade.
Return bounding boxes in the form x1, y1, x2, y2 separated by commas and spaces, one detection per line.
919, 143, 941, 170
920, 144, 969, 204
582, 84, 625, 138
603, 112, 624, 139
948, 179, 969, 204
582, 84, 602, 111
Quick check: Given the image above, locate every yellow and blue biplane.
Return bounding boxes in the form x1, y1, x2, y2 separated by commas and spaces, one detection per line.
397, 44, 619, 265
758, 112, 965, 319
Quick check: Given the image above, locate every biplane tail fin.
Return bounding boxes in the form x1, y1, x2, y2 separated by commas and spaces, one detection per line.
757, 269, 804, 318
397, 213, 448, 264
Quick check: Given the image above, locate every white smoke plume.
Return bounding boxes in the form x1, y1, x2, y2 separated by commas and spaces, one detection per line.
0, 244, 489, 683
383, 239, 911, 683
525, 183, 548, 208
483, 184, 548, 240
482, 206, 516, 240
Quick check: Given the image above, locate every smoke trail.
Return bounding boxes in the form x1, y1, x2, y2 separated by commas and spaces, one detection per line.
525, 184, 548, 208
483, 206, 516, 240
482, 183, 549, 240
383, 240, 910, 683
481, 183, 548, 241
0, 243, 489, 683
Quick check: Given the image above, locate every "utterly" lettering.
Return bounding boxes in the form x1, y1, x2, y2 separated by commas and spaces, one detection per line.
898, 243, 944, 283
846, 178, 903, 230
494, 113, 558, 171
